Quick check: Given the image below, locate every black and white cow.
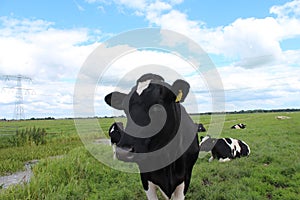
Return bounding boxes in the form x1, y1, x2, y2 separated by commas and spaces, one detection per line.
199, 135, 250, 162
196, 123, 206, 132
231, 123, 246, 129
105, 73, 199, 200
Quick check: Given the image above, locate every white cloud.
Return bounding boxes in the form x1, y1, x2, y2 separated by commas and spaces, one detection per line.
99, 0, 300, 69
168, 0, 183, 5
116, 0, 147, 10
94, 48, 228, 115
218, 17, 282, 57
218, 64, 300, 111
84, 0, 300, 68
145, 1, 172, 24
0, 16, 54, 36
151, 12, 288, 68
97, 49, 202, 87
270, 0, 300, 18
0, 17, 100, 119
151, 10, 201, 32
0, 17, 98, 80
87, 0, 148, 10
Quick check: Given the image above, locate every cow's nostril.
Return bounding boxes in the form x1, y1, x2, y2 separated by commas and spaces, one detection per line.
125, 147, 134, 152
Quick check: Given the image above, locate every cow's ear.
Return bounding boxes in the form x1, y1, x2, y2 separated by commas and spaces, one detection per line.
172, 79, 190, 103
105, 92, 126, 110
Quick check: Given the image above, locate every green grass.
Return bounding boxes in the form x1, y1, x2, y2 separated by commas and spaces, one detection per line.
0, 140, 82, 176
0, 147, 144, 200
1, 112, 300, 199
0, 119, 84, 175
190, 112, 300, 200
0, 117, 119, 175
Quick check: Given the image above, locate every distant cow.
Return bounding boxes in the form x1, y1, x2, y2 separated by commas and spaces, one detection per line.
276, 116, 291, 120
231, 123, 246, 129
105, 73, 199, 200
196, 123, 206, 132
199, 135, 250, 162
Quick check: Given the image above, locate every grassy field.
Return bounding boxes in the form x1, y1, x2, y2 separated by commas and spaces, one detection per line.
0, 112, 299, 199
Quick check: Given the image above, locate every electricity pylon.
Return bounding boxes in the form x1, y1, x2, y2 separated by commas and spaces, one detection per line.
0, 75, 32, 120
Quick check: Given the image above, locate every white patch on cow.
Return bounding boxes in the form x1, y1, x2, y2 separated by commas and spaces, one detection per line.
223, 138, 241, 158
234, 125, 241, 129
208, 156, 214, 162
146, 182, 186, 200
232, 139, 241, 157
219, 158, 231, 162
172, 182, 185, 200
199, 135, 210, 146
145, 181, 159, 200
136, 79, 151, 95
109, 125, 115, 133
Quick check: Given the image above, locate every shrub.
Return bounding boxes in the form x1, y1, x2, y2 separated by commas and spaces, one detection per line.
9, 127, 47, 146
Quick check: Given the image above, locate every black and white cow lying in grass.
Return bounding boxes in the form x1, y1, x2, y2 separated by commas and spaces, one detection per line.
231, 123, 246, 129
199, 135, 250, 162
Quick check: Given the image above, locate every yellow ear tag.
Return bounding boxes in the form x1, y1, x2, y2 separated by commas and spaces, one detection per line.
175, 89, 183, 102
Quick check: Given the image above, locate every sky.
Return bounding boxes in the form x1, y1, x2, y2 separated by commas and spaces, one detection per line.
0, 0, 300, 119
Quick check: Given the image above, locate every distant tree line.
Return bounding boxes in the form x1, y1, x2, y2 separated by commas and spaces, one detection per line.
191, 108, 300, 115
29, 117, 55, 120
0, 117, 55, 121
1, 108, 299, 121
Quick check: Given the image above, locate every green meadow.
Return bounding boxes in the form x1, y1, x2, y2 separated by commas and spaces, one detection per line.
0, 112, 299, 199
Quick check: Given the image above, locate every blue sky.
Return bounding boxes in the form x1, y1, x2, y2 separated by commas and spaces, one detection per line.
1, 0, 295, 35
0, 0, 300, 119
0, 1, 291, 29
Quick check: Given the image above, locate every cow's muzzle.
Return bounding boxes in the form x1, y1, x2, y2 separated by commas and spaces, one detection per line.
115, 146, 135, 162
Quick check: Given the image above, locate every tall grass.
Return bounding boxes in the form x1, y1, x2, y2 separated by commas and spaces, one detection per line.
10, 127, 47, 146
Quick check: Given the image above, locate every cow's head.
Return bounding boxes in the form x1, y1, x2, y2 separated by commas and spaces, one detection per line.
240, 124, 246, 129
104, 73, 191, 163
199, 135, 216, 152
